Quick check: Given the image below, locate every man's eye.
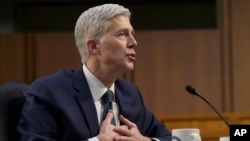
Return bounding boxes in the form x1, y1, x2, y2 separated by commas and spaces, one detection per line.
118, 32, 126, 36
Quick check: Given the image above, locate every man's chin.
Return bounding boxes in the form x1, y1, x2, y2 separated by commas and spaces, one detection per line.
120, 66, 134, 78
121, 64, 134, 74
127, 63, 134, 71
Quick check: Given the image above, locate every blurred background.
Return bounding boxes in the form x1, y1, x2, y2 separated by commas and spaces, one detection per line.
1, 0, 250, 116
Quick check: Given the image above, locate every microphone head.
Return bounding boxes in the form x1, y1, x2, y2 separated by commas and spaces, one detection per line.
185, 85, 198, 95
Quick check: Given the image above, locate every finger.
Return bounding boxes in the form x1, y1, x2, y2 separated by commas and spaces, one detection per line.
115, 136, 137, 141
114, 125, 130, 136
102, 110, 114, 124
119, 125, 129, 130
119, 115, 136, 128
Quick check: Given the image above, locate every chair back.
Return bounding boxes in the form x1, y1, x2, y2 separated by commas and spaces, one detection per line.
0, 82, 29, 141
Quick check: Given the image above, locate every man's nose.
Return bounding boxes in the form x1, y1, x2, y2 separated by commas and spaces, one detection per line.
128, 35, 137, 48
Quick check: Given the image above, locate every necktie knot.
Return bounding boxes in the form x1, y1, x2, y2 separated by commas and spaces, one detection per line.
103, 90, 113, 104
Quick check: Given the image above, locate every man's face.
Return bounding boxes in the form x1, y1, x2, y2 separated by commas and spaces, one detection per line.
96, 15, 137, 74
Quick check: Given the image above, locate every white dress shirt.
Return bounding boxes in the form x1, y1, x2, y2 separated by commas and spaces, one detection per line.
84, 64, 159, 141
83, 64, 120, 141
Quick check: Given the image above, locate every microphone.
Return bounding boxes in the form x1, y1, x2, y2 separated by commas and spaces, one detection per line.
185, 85, 230, 127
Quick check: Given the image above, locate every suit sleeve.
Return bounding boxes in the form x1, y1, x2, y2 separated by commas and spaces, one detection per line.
17, 80, 59, 141
17, 80, 93, 141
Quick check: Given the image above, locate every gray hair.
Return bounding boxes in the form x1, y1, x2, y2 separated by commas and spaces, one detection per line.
74, 4, 131, 63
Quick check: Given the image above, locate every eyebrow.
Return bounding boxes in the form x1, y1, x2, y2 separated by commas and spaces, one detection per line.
117, 28, 135, 35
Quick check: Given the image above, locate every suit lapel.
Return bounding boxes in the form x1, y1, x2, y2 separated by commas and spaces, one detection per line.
115, 86, 129, 118
72, 67, 99, 136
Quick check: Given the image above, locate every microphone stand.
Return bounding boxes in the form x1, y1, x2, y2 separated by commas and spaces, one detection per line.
186, 85, 230, 127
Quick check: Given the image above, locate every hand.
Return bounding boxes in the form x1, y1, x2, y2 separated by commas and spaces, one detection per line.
97, 110, 119, 141
113, 115, 151, 141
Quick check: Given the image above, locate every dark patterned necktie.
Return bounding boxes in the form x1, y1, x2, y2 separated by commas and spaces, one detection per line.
102, 90, 116, 125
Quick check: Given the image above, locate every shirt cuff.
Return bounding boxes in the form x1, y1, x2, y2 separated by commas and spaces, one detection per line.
151, 137, 160, 141
88, 137, 99, 141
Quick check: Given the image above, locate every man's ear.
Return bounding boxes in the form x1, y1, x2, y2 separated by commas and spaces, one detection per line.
86, 39, 99, 54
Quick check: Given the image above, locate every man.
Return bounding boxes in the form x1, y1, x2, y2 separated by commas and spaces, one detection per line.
17, 3, 172, 141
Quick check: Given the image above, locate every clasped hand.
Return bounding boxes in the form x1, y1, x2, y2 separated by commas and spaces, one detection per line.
98, 110, 151, 141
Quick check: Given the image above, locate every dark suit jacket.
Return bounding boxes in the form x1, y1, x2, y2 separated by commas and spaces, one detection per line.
17, 66, 171, 141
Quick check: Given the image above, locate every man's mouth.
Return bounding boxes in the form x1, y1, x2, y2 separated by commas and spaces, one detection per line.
127, 53, 136, 61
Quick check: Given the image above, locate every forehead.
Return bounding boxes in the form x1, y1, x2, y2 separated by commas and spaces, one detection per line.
106, 15, 134, 32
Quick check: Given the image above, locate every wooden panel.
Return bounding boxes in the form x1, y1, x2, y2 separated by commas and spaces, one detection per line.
0, 34, 26, 84
34, 32, 81, 78
219, 0, 234, 112
230, 0, 250, 112
159, 114, 229, 141
134, 30, 221, 114
158, 113, 250, 141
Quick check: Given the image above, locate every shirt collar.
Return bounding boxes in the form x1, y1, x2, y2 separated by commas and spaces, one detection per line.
83, 64, 115, 102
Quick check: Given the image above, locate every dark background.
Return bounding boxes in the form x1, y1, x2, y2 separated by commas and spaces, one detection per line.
0, 0, 217, 32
